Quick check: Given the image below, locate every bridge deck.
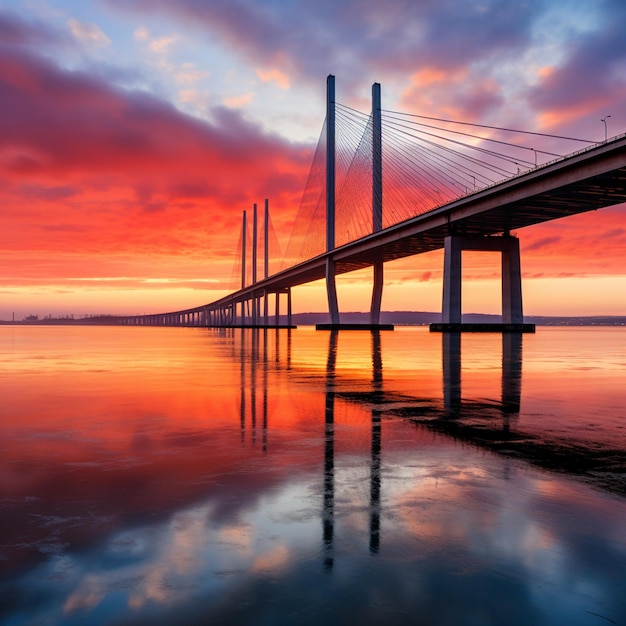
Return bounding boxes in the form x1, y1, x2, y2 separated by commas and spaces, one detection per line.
229, 135, 626, 300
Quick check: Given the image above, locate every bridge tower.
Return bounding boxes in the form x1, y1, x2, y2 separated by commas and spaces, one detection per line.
241, 208, 247, 325
238, 200, 292, 328
325, 75, 340, 325
321, 76, 391, 330
370, 82, 384, 325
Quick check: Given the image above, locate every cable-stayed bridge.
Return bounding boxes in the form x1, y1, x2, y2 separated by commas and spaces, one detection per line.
114, 76, 626, 331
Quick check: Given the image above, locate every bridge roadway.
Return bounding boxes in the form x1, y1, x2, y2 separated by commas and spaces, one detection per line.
123, 133, 626, 326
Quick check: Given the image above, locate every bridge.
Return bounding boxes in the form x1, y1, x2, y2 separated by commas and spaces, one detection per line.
114, 76, 626, 331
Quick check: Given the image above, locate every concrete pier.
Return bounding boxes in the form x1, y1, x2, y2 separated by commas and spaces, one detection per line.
438, 234, 532, 332
316, 324, 394, 331
431, 323, 535, 333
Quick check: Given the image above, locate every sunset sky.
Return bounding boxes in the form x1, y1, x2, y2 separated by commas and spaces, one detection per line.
1, 0, 625, 320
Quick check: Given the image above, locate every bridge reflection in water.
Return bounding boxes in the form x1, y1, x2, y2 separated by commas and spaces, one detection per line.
233, 325, 625, 570
321, 329, 384, 567
321, 329, 523, 567
442, 331, 522, 417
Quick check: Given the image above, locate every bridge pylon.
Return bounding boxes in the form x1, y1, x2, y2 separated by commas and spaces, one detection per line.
234, 200, 294, 329
370, 81, 384, 326
325, 75, 340, 325
318, 76, 393, 331
432, 234, 534, 333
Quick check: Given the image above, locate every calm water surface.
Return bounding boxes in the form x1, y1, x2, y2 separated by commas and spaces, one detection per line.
1, 325, 625, 625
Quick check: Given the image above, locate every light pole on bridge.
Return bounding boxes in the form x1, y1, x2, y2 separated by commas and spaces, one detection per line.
601, 115, 611, 142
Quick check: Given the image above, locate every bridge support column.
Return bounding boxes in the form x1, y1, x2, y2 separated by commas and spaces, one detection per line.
287, 287, 293, 327
442, 236, 463, 324
502, 237, 523, 324
326, 257, 340, 325
438, 234, 531, 332
370, 262, 383, 325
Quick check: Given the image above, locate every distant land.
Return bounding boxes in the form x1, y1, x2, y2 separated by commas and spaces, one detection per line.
291, 311, 626, 326
2, 311, 625, 326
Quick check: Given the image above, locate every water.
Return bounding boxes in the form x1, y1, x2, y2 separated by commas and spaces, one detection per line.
1, 325, 625, 625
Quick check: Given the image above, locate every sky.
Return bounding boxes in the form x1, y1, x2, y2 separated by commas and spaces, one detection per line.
1, 0, 625, 320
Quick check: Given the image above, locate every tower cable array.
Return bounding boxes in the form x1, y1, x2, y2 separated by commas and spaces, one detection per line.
278, 102, 596, 270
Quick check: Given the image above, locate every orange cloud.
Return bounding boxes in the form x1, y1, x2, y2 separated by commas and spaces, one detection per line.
223, 92, 255, 108
537, 99, 609, 130
408, 67, 450, 88
537, 66, 554, 80
256, 67, 290, 89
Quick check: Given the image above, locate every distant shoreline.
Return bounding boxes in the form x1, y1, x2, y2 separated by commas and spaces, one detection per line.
2, 311, 625, 327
